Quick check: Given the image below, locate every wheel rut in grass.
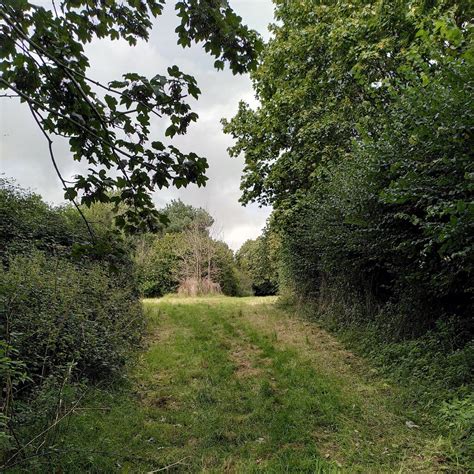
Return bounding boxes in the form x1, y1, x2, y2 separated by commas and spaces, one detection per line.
140, 297, 443, 472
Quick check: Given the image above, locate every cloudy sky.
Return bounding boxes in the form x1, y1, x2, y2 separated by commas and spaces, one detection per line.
0, 0, 275, 250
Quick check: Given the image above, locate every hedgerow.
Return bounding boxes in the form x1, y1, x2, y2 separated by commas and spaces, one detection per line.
0, 181, 143, 463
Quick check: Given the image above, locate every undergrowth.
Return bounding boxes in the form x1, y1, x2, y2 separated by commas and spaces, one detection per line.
279, 293, 474, 470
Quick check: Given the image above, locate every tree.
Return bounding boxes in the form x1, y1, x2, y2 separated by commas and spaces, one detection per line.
225, 0, 473, 318
163, 199, 213, 234
236, 229, 279, 295
134, 231, 186, 296
178, 216, 220, 295
132, 200, 242, 297
0, 0, 262, 234
223, 0, 472, 209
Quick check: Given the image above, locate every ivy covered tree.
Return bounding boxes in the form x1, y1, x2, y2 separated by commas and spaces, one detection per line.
0, 0, 262, 234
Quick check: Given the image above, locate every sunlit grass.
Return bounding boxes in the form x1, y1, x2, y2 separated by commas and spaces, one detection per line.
144, 294, 278, 305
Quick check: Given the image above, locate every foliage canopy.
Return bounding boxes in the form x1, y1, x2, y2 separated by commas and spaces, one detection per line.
224, 0, 473, 319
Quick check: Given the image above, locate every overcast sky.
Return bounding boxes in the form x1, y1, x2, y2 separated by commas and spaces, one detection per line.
0, 0, 275, 250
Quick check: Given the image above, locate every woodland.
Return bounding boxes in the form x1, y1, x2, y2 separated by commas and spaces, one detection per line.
0, 0, 472, 471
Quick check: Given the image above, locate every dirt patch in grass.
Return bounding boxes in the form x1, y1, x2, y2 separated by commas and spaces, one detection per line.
225, 328, 265, 380
148, 325, 174, 345
230, 347, 262, 379
219, 324, 271, 380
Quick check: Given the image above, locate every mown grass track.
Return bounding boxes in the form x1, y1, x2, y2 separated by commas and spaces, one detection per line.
47, 296, 446, 473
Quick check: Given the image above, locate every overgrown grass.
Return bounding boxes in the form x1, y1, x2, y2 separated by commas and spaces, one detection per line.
12, 297, 467, 472
283, 294, 474, 472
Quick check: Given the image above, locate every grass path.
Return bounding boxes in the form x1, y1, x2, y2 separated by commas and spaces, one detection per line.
55, 296, 444, 472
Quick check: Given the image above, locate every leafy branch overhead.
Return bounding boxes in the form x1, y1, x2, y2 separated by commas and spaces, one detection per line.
0, 0, 262, 234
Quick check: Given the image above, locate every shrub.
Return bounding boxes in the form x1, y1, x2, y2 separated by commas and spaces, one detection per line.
134, 233, 185, 297
236, 230, 279, 296
0, 182, 144, 463
1, 252, 143, 384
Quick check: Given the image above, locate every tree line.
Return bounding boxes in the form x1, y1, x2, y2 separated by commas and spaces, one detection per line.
224, 0, 472, 342
134, 199, 256, 298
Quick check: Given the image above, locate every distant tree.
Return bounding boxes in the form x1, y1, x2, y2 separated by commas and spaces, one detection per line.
133, 200, 241, 297
236, 229, 279, 296
178, 215, 220, 295
134, 232, 186, 296
213, 240, 248, 296
163, 199, 213, 234
0, 1, 262, 234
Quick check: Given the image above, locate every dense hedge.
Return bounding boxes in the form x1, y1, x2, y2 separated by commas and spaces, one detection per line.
0, 181, 143, 461
276, 45, 473, 335
2, 252, 142, 382
225, 0, 473, 339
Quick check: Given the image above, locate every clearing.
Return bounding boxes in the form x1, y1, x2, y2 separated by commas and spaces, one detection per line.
53, 296, 445, 472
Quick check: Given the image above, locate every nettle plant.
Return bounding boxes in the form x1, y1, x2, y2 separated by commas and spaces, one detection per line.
0, 0, 261, 234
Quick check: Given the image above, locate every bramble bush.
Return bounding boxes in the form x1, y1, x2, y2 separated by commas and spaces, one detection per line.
0, 182, 143, 464
1, 252, 142, 383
